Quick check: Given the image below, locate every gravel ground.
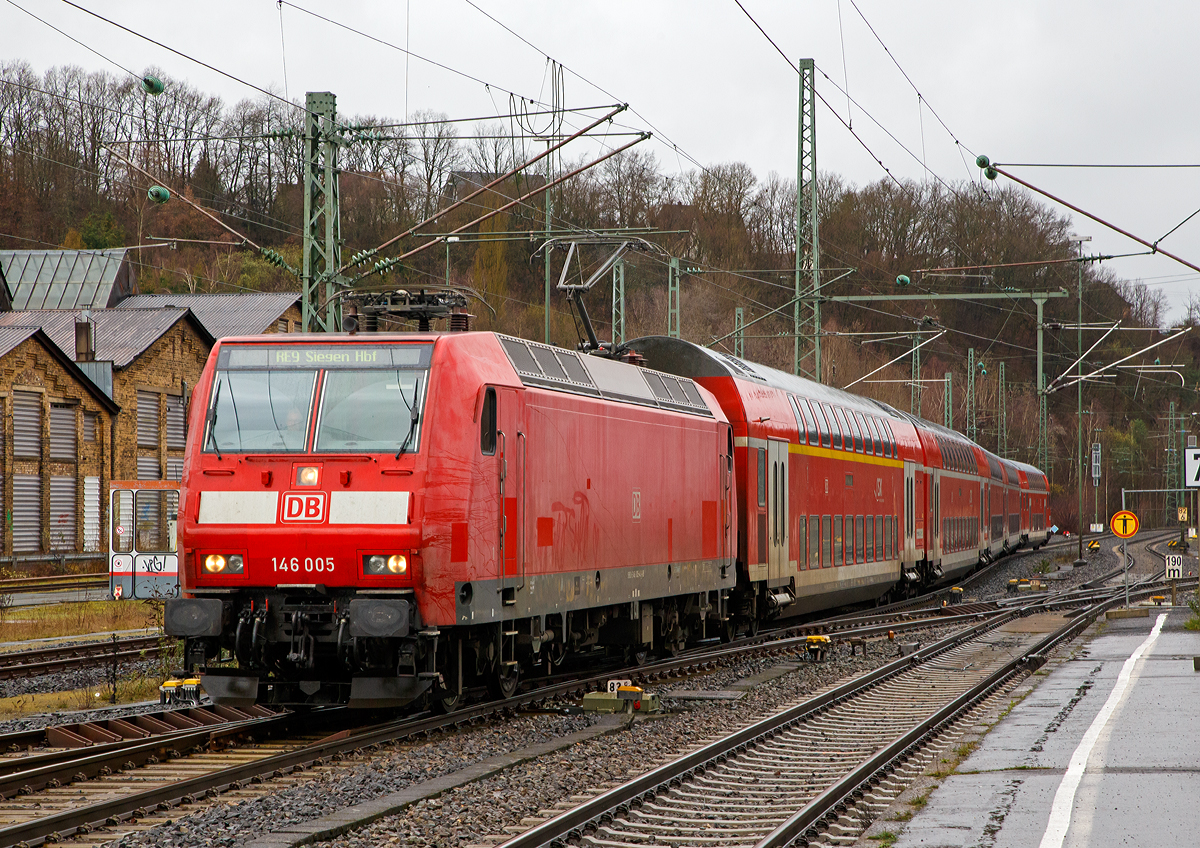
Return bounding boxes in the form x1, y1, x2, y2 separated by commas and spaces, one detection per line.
323, 628, 964, 848
98, 624, 960, 848
109, 711, 604, 848
963, 542, 1120, 601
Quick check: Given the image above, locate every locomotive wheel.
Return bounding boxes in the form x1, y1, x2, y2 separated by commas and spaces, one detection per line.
719, 618, 735, 643
435, 689, 464, 713
625, 646, 650, 666
489, 663, 520, 700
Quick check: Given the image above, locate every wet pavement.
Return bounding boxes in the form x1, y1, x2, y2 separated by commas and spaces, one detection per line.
894, 605, 1200, 848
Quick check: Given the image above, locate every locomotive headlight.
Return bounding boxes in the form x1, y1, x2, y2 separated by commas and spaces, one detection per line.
203, 554, 243, 574
364, 554, 407, 575
296, 466, 319, 486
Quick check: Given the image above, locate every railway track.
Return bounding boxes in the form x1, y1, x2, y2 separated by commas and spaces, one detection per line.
0, 635, 169, 681
0, 604, 986, 848
490, 579, 1182, 848
5, 554, 1182, 848
0, 574, 107, 596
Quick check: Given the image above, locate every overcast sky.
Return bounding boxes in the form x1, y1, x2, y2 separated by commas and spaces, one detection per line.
6, 1, 1200, 320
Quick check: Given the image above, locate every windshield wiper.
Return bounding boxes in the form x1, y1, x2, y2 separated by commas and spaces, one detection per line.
395, 376, 421, 459
205, 379, 223, 460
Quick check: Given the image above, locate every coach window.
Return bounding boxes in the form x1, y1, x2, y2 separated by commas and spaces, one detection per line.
865, 515, 874, 562
830, 406, 848, 450
883, 420, 896, 458
855, 412, 873, 455
480, 388, 497, 455
813, 401, 832, 448
797, 516, 807, 567
821, 515, 831, 566
876, 515, 884, 560
848, 411, 864, 453
833, 516, 844, 565
788, 396, 807, 445
885, 515, 893, 559
810, 516, 820, 568
798, 397, 820, 445
855, 516, 865, 563
864, 416, 881, 455
757, 448, 767, 507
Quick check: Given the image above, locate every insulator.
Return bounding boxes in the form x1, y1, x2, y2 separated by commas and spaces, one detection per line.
448, 313, 470, 333
975, 154, 990, 168
141, 75, 164, 96
147, 186, 170, 204
360, 312, 378, 332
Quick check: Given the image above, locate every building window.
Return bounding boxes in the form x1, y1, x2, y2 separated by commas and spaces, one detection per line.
277, 319, 288, 332
137, 391, 160, 448
49, 403, 77, 460
13, 391, 42, 458
83, 412, 98, 442
165, 394, 186, 450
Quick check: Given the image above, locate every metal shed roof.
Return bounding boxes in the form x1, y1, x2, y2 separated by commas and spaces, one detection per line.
0, 248, 132, 310
0, 307, 214, 368
0, 325, 40, 358
116, 293, 299, 338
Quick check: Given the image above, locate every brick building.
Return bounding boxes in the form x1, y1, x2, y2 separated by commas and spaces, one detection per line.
0, 308, 215, 488
0, 326, 119, 557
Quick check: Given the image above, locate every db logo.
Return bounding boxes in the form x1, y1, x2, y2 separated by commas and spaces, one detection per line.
281, 492, 327, 522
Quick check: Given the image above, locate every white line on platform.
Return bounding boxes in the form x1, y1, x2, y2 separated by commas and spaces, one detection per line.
1038, 612, 1168, 848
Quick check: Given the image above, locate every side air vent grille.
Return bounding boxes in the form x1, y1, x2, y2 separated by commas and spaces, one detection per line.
497, 334, 711, 416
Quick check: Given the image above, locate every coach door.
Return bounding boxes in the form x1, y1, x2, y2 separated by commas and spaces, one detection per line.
767, 439, 789, 583
903, 462, 916, 565
495, 388, 526, 606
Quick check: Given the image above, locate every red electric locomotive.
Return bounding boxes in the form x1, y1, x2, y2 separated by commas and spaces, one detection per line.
167, 331, 736, 708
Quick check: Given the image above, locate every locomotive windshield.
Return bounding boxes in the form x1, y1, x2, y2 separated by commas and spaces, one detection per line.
204, 343, 432, 454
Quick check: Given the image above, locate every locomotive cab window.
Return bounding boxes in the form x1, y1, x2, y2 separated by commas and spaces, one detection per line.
480, 388, 497, 455
206, 344, 432, 454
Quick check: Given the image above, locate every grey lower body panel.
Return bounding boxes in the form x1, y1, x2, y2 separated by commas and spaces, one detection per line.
455, 557, 735, 624
777, 559, 899, 617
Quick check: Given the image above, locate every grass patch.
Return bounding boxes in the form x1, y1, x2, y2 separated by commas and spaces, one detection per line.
908, 789, 933, 808
1185, 591, 1200, 631
0, 599, 161, 645
889, 810, 913, 822
0, 674, 164, 720
956, 741, 980, 759
868, 833, 898, 846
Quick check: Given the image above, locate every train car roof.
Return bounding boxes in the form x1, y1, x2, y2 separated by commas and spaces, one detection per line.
625, 335, 905, 421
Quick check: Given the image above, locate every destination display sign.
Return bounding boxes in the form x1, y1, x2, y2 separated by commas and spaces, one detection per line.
219, 344, 431, 370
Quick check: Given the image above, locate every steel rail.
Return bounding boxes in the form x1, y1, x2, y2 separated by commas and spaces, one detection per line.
0, 636, 167, 680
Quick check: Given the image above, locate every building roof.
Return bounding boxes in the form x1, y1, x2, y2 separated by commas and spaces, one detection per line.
116, 293, 300, 338
0, 248, 135, 310
0, 307, 215, 369
0, 324, 120, 413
